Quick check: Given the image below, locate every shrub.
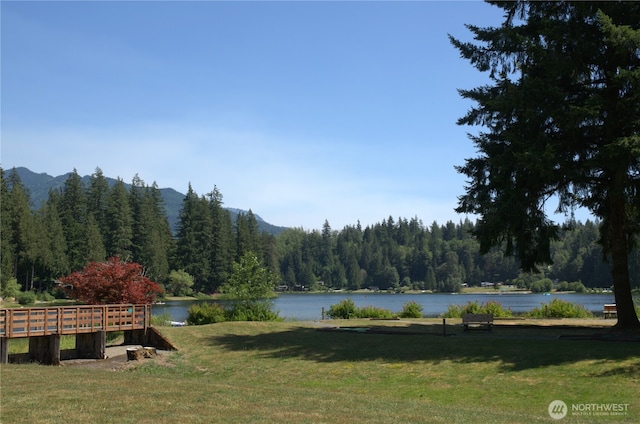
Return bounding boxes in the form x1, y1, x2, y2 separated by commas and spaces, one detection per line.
227, 300, 281, 322
526, 298, 593, 318
442, 304, 464, 318
441, 300, 512, 318
399, 301, 424, 318
568, 282, 586, 293
16, 291, 36, 305
530, 278, 553, 293
59, 256, 162, 304
1, 277, 20, 299
480, 299, 513, 318
219, 252, 280, 322
357, 305, 395, 319
327, 299, 422, 319
166, 269, 195, 297
36, 291, 54, 303
327, 299, 358, 319
461, 300, 481, 314
187, 302, 227, 325
557, 281, 586, 293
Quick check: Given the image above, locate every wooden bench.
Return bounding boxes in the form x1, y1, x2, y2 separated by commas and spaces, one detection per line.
603, 304, 617, 319
462, 313, 493, 331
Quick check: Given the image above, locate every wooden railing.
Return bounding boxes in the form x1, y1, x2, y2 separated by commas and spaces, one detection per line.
0, 305, 150, 338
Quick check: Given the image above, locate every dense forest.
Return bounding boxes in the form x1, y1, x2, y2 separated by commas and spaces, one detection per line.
2, 167, 639, 298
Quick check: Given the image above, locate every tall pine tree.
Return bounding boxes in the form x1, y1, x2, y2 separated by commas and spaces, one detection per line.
451, 1, 640, 329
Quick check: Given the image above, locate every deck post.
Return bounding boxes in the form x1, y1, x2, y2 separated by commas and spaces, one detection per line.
28, 334, 61, 365
76, 330, 106, 359
123, 328, 146, 345
0, 337, 8, 364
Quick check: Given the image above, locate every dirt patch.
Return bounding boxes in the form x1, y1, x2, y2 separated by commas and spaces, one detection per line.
60, 345, 171, 371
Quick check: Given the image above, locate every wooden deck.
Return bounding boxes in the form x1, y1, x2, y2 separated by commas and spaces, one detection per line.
0, 305, 150, 339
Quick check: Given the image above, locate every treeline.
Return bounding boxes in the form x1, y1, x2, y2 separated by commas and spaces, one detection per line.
2, 167, 639, 297
277, 217, 639, 292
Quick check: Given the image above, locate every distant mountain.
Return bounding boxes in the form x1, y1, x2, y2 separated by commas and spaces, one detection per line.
8, 167, 288, 236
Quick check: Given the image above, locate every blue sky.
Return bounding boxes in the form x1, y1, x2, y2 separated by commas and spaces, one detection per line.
2, 1, 522, 230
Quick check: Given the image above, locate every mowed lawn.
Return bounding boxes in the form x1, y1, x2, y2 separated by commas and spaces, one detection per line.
1, 319, 638, 423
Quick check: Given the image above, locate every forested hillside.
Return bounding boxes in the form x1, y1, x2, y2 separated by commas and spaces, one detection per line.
2, 167, 638, 298
12, 167, 287, 236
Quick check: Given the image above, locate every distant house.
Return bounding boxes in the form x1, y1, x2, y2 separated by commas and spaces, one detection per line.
481, 281, 495, 288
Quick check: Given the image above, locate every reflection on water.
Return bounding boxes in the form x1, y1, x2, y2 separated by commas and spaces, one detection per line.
152, 292, 617, 322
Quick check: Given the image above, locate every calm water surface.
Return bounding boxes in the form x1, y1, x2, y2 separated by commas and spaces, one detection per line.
152, 292, 616, 322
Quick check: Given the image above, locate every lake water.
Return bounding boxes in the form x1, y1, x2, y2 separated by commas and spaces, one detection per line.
152, 292, 617, 322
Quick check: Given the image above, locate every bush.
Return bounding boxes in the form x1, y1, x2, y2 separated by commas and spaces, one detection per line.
326, 300, 394, 319
327, 299, 358, 319
480, 299, 513, 318
1, 277, 20, 299
218, 252, 280, 322
399, 301, 423, 318
526, 298, 593, 318
357, 305, 395, 319
36, 291, 54, 303
187, 302, 227, 325
52, 287, 68, 299
442, 304, 464, 318
327, 299, 421, 319
166, 269, 195, 297
568, 282, 586, 293
227, 300, 281, 322
16, 291, 36, 305
530, 278, 553, 293
461, 300, 481, 315
556, 281, 586, 293
441, 300, 512, 318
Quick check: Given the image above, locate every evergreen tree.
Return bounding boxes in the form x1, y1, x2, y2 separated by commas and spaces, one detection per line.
106, 178, 133, 259
128, 175, 173, 281
39, 201, 69, 279
0, 168, 16, 288
129, 174, 148, 264
143, 182, 173, 282
85, 212, 107, 263
87, 167, 110, 236
5, 169, 39, 289
319, 220, 336, 286
452, 1, 640, 328
208, 186, 234, 291
174, 185, 213, 292
235, 210, 261, 260
259, 232, 279, 276
59, 169, 88, 270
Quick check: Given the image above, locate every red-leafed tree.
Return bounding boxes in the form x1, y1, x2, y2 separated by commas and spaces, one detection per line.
59, 256, 163, 304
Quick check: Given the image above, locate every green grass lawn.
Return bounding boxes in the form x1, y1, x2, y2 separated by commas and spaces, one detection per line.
1, 320, 638, 423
